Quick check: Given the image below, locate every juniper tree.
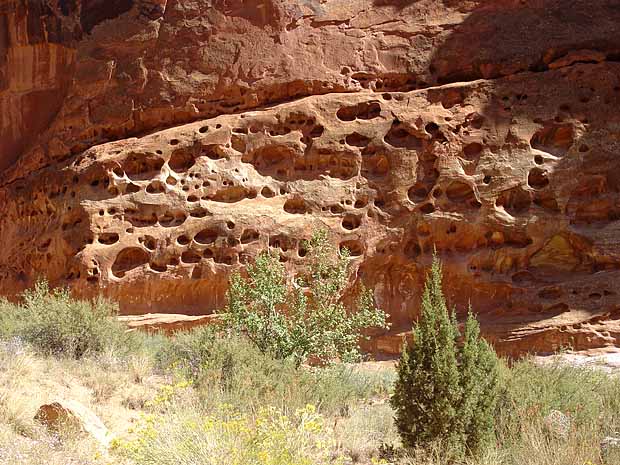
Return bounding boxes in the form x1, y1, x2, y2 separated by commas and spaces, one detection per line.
390, 255, 500, 458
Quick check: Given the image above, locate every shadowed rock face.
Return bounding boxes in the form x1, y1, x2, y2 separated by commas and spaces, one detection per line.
1, 0, 620, 357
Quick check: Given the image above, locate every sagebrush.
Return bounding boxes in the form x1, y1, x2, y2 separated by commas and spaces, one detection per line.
0, 280, 127, 358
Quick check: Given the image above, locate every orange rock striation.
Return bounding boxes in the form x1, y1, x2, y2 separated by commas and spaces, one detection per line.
1, 0, 620, 356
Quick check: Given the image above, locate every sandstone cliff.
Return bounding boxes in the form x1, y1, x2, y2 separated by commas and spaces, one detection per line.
1, 0, 619, 356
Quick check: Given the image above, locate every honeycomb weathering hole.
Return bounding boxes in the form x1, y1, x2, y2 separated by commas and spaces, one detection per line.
112, 247, 149, 278
420, 203, 435, 214
181, 250, 202, 264
340, 240, 363, 256
408, 183, 429, 202
194, 228, 218, 244
98, 233, 120, 245
141, 236, 157, 251
146, 180, 166, 194
210, 186, 249, 203
342, 214, 362, 230
463, 142, 483, 159
284, 198, 308, 214
150, 262, 167, 273
496, 187, 531, 214
345, 132, 371, 147
530, 123, 575, 157
261, 186, 276, 198
190, 207, 210, 218
241, 229, 260, 244
528, 168, 550, 189
445, 181, 480, 208
169, 148, 197, 172
126, 183, 141, 194
384, 121, 423, 149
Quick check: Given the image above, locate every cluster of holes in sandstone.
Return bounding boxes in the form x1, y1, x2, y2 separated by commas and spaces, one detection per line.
268, 233, 312, 262
399, 120, 454, 209
122, 207, 190, 228
231, 111, 324, 158
400, 219, 534, 261
336, 101, 382, 121
243, 144, 358, 181
109, 221, 271, 276
50, 80, 614, 293
408, 166, 440, 204
269, 112, 324, 141
236, 111, 343, 181
537, 286, 617, 308
496, 185, 559, 216
449, 113, 485, 138
342, 70, 419, 92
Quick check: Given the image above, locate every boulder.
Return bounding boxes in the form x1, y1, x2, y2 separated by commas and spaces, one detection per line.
34, 399, 114, 448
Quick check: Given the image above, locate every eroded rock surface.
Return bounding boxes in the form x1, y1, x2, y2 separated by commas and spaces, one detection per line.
1, 0, 620, 356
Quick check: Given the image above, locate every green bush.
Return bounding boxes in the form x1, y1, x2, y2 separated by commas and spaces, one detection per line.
391, 255, 500, 458
1, 280, 128, 359
224, 230, 390, 365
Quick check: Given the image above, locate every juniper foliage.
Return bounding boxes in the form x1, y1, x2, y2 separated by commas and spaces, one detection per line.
391, 255, 500, 458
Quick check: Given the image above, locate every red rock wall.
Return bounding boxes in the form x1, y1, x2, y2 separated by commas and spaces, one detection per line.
1, 0, 620, 356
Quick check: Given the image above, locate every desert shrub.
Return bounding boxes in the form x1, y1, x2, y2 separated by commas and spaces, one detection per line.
112, 403, 343, 465
3, 280, 127, 359
391, 255, 500, 459
224, 230, 389, 365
